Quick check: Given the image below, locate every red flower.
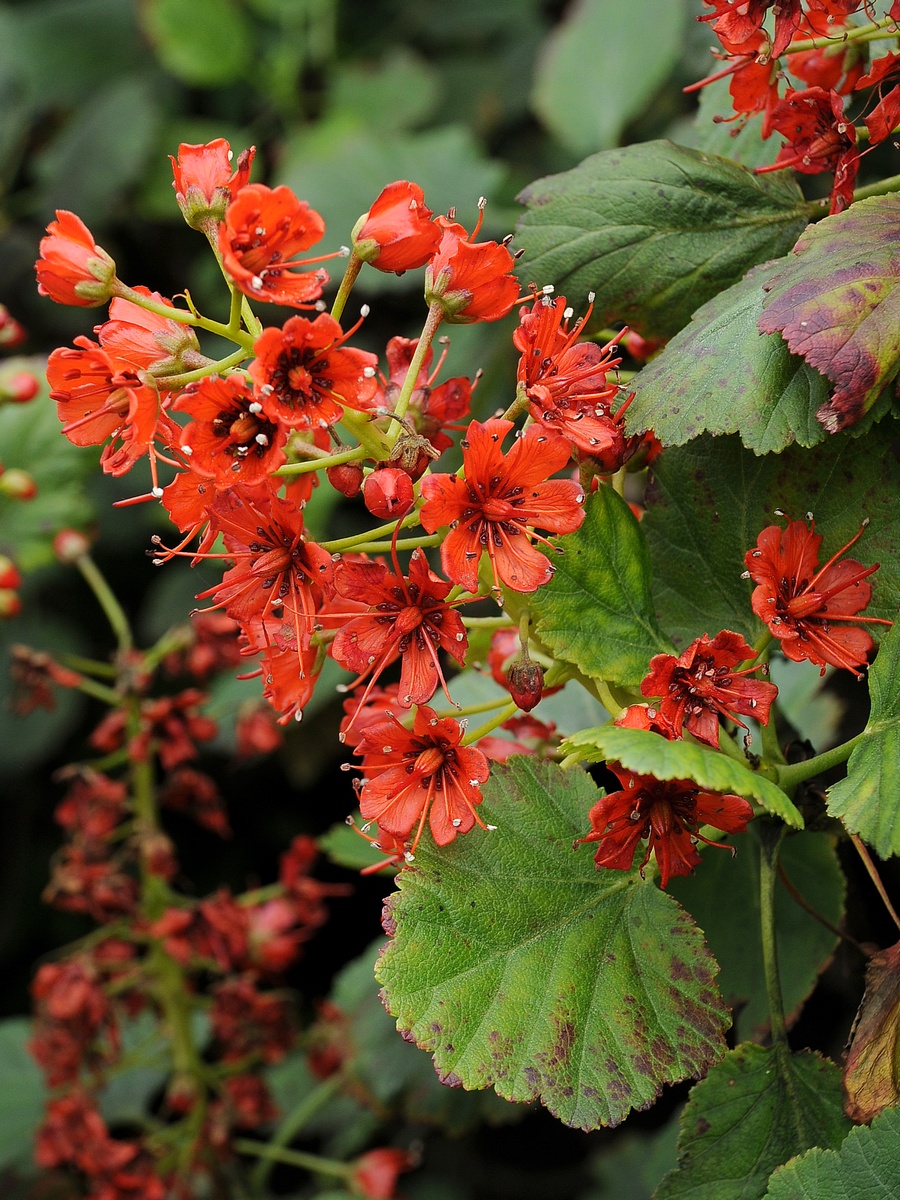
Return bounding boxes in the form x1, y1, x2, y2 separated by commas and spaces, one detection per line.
478, 713, 558, 762
220, 183, 330, 306
640, 630, 778, 748
756, 87, 858, 214
210, 978, 294, 1065
170, 138, 255, 228
259, 637, 323, 725
424, 215, 520, 324
351, 1148, 417, 1199
744, 516, 892, 675
175, 373, 287, 485
36, 210, 117, 307
419, 418, 585, 594
249, 312, 378, 428
377, 335, 472, 456
97, 288, 203, 377
577, 767, 753, 888
352, 180, 441, 273
354, 705, 490, 851
331, 548, 467, 707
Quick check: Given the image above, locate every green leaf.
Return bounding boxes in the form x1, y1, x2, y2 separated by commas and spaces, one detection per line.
627, 260, 835, 454
642, 423, 900, 650
528, 486, 672, 688
657, 1045, 849, 1200
531, 0, 686, 155
514, 140, 810, 338
670, 829, 845, 1039
377, 757, 730, 1130
0, 1019, 46, 1168
319, 814, 398, 875
827, 622, 900, 858
560, 725, 802, 827
759, 195, 900, 432
687, 77, 781, 172
329, 49, 440, 135
0, 367, 96, 572
764, 1104, 900, 1199
140, 0, 253, 86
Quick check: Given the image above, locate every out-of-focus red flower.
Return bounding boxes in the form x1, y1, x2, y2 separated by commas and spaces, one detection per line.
90, 689, 217, 772
54, 770, 127, 844
43, 843, 138, 923
160, 767, 231, 837
354, 705, 490, 851
744, 516, 892, 675
170, 138, 255, 228
424, 215, 520, 324
0, 303, 27, 347
150, 889, 249, 972
479, 713, 559, 762
353, 180, 442, 273
420, 418, 585, 594
351, 1147, 417, 1199
235, 700, 283, 759
577, 767, 754, 888
36, 211, 117, 307
640, 630, 778, 748
249, 313, 378, 429
175, 373, 287, 485
9, 645, 83, 715
210, 978, 294, 1065
220, 184, 330, 307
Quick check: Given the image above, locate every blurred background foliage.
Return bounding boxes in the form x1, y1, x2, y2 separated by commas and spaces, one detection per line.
0, 1, 883, 1196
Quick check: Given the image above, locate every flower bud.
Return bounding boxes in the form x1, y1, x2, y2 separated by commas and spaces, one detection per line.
351, 181, 441, 274
0, 589, 22, 619
326, 461, 364, 498
53, 528, 92, 564
0, 468, 38, 500
362, 467, 414, 520
350, 1148, 416, 1199
36, 211, 117, 307
507, 657, 544, 712
0, 555, 21, 591
0, 305, 27, 348
170, 139, 256, 229
0, 368, 40, 404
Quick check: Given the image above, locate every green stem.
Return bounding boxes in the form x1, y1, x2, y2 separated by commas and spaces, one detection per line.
434, 696, 511, 721
75, 553, 133, 655
330, 252, 364, 324
73, 677, 122, 706
60, 654, 119, 678
237, 1137, 351, 1180
783, 15, 898, 56
461, 700, 519, 745
391, 302, 444, 428
593, 678, 625, 719
501, 382, 529, 423
775, 732, 864, 792
248, 1073, 345, 1190
320, 509, 421, 554
759, 820, 788, 1052
159, 346, 251, 391
852, 171, 900, 203
461, 616, 514, 630
353, 533, 441, 554
275, 445, 366, 477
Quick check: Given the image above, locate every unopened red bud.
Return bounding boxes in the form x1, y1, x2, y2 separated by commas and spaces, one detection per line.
53, 528, 92, 563
507, 658, 544, 712
351, 1148, 416, 1199
0, 306, 27, 348
363, 467, 414, 520
0, 369, 39, 404
0, 468, 37, 500
0, 555, 21, 590
327, 460, 364, 498
0, 589, 22, 619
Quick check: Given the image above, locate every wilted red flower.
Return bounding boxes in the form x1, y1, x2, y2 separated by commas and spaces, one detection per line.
210, 978, 294, 1065
90, 688, 217, 772
150, 889, 249, 972
220, 183, 331, 306
36, 210, 117, 307
424, 215, 520, 324
577, 766, 754, 887
351, 1147, 417, 1199
507, 655, 544, 712
170, 138, 255, 228
640, 630, 778, 748
250, 312, 378, 429
756, 86, 858, 213
160, 766, 231, 837
331, 548, 467, 707
354, 705, 490, 851
420, 418, 585, 594
236, 700, 283, 758
744, 516, 892, 675
175, 373, 287, 485
352, 180, 442, 273
54, 770, 127, 844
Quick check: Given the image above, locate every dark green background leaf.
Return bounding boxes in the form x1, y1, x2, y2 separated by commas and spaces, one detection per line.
528, 485, 672, 688
827, 621, 900, 858
561, 725, 802, 826
670, 829, 845, 1039
514, 140, 810, 338
657, 1045, 849, 1200
377, 757, 730, 1130
0, 1018, 45, 1168
140, 0, 252, 86
643, 423, 900, 650
764, 1104, 900, 1199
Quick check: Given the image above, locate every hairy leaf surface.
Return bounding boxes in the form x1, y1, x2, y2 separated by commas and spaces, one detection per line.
764, 1105, 900, 1198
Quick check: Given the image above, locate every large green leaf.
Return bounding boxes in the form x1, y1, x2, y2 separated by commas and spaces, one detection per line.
657, 1045, 849, 1200
528, 485, 672, 688
514, 140, 810, 338
377, 757, 730, 1130
764, 1104, 900, 1199
531, 0, 686, 155
627, 260, 834, 454
670, 829, 845, 1039
642, 423, 900, 650
140, 0, 252, 86
0, 1019, 45, 1168
827, 622, 900, 858
759, 195, 900, 432
561, 725, 802, 827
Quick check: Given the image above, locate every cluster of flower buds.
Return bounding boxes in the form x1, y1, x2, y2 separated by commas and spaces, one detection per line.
690, 1, 900, 212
